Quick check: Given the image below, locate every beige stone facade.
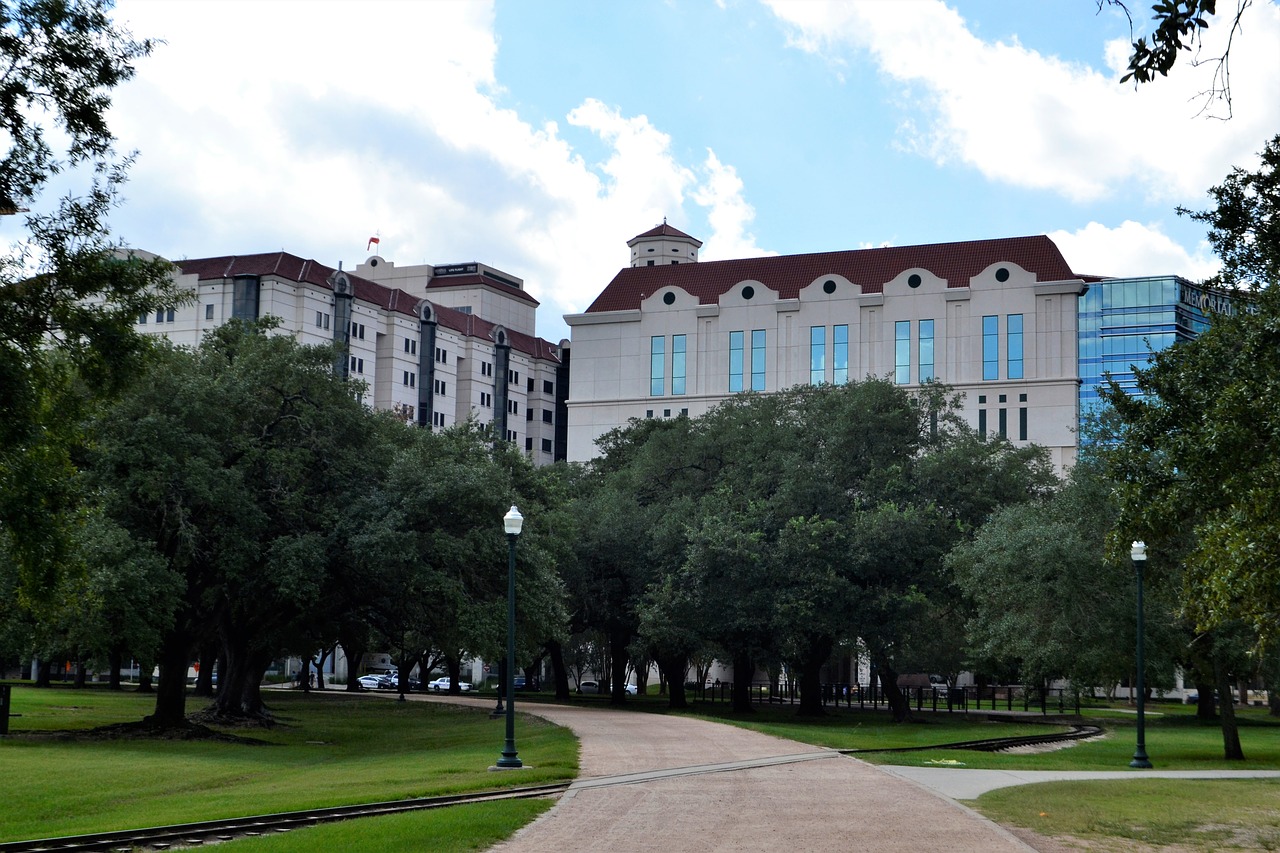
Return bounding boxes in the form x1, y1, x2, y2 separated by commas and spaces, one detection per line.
566, 228, 1088, 470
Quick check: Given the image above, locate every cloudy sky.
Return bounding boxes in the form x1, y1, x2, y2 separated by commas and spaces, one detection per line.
88, 1, 1280, 341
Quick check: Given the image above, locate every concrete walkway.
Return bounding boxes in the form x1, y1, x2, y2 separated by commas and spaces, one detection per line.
415, 696, 1280, 852
881, 765, 1280, 800
425, 698, 1037, 852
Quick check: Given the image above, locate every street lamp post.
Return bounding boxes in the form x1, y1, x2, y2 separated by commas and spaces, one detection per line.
496, 505, 523, 769
1130, 540, 1153, 769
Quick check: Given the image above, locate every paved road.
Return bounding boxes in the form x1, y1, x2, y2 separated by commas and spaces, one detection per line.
460, 701, 1035, 853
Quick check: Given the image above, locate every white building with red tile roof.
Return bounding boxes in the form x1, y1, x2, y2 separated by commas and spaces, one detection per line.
566, 228, 1089, 470
141, 252, 569, 464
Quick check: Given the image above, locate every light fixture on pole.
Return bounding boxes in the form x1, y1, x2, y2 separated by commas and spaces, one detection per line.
1130, 540, 1153, 769
496, 505, 524, 769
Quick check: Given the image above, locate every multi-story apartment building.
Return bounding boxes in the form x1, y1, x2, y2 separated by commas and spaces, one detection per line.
566, 224, 1089, 470
137, 251, 570, 464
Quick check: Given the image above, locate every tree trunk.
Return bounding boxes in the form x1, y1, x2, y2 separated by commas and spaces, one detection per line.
731, 651, 754, 713
657, 652, 688, 710
341, 637, 366, 691
211, 630, 274, 721
74, 659, 87, 688
148, 627, 193, 727
193, 644, 217, 697
1215, 660, 1245, 761
314, 647, 333, 691
546, 639, 572, 701
107, 648, 123, 691
446, 654, 465, 695
1194, 676, 1217, 719
609, 626, 630, 705
877, 662, 911, 722
797, 635, 833, 717
35, 658, 51, 688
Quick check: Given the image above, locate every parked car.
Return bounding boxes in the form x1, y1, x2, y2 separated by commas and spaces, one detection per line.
577, 680, 600, 694
624, 683, 638, 696
428, 677, 472, 692
357, 674, 387, 690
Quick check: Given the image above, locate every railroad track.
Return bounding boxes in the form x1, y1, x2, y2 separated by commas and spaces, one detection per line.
841, 724, 1105, 755
2, 725, 1103, 851
0, 782, 572, 853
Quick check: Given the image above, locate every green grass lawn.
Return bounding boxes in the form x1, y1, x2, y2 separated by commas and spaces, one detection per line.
975, 778, 1280, 851
0, 685, 577, 844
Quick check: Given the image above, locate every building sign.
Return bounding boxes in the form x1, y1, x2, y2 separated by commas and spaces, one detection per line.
1179, 282, 1245, 316
434, 264, 478, 277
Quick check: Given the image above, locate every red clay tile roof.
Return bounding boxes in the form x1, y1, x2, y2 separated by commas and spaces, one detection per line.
629, 222, 703, 246
588, 235, 1079, 313
174, 252, 559, 362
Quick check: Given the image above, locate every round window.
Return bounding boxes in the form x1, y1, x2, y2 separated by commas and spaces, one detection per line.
663, 292, 675, 305
823, 280, 836, 294
742, 285, 755, 300
908, 274, 922, 288
995, 267, 1010, 282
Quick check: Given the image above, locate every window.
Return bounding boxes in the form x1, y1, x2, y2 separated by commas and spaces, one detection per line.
350, 321, 365, 340
433, 379, 447, 396
350, 356, 364, 374
506, 429, 518, 443
206, 304, 215, 321
403, 371, 415, 388
1019, 407, 1028, 441
508, 400, 519, 415
435, 347, 448, 364
982, 315, 998, 380
919, 320, 935, 382
525, 437, 534, 451
650, 336, 665, 396
232, 276, 259, 321
728, 331, 744, 392
508, 369, 519, 384
810, 326, 825, 385
998, 407, 1007, 439
137, 313, 146, 324
541, 438, 553, 453
977, 408, 987, 439
542, 409, 553, 424
480, 391, 492, 407
166, 307, 175, 322
404, 338, 417, 355
1007, 314, 1024, 379
833, 325, 848, 385
750, 330, 765, 391
895, 321, 910, 385
481, 362, 493, 377
155, 309, 165, 323
432, 411, 445, 427
316, 311, 325, 329
526, 408, 533, 422
543, 380, 554, 395
672, 335, 686, 395
527, 377, 534, 393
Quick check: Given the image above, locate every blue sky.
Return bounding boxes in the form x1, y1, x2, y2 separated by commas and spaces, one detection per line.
66, 1, 1280, 341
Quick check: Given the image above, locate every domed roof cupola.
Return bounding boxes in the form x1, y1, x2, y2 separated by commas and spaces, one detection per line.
627, 218, 703, 267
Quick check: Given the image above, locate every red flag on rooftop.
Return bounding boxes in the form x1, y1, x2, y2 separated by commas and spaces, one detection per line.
367, 236, 380, 251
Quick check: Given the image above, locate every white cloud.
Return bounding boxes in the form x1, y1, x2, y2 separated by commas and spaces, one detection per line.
763, 0, 1280, 204
1049, 221, 1220, 282
106, 1, 767, 341
693, 149, 775, 261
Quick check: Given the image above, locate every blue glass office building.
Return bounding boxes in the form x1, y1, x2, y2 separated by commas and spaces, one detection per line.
1078, 275, 1237, 426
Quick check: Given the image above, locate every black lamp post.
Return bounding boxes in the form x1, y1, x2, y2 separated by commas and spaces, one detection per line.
496, 505, 523, 769
1130, 540, 1153, 769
